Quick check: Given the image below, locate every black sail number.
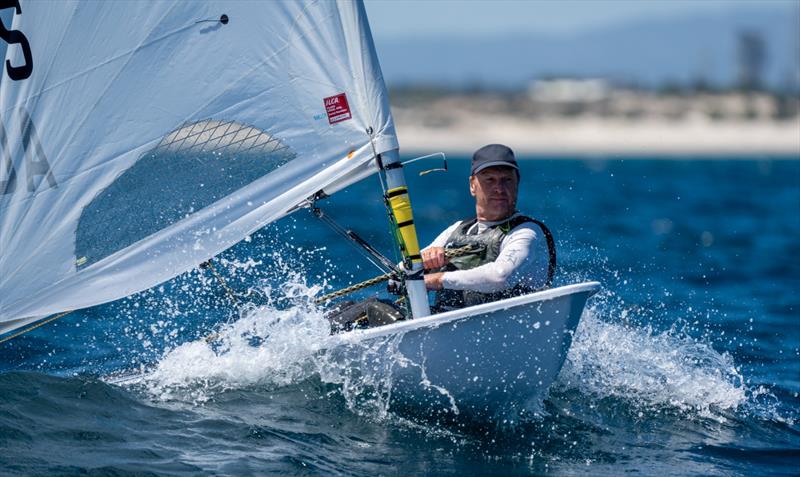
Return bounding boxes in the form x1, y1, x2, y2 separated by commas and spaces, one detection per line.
0, 0, 33, 81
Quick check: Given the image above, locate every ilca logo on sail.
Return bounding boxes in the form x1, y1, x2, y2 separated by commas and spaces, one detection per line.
324, 93, 352, 125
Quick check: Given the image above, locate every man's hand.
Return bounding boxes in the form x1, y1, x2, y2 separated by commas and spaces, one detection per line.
421, 247, 448, 270
424, 272, 444, 291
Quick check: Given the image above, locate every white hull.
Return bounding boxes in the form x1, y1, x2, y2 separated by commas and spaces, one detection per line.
329, 282, 601, 421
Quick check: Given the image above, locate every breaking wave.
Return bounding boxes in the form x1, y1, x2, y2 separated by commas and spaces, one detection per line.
142, 298, 330, 403
554, 290, 790, 425
557, 307, 747, 418
132, 274, 414, 421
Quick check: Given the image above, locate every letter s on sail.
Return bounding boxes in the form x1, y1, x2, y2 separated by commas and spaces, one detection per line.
0, 0, 33, 81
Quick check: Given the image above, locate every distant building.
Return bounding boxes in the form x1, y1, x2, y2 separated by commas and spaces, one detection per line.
738, 31, 766, 92
528, 78, 611, 104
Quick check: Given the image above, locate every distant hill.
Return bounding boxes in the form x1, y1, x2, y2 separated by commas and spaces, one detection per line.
373, 5, 798, 91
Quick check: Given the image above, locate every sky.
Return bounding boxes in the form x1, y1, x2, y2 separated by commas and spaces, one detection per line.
365, 0, 794, 38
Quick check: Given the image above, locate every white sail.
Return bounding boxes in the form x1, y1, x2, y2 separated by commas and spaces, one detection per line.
0, 0, 397, 334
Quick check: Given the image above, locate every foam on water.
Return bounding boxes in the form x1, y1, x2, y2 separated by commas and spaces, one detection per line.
136, 272, 414, 420
141, 283, 330, 403
553, 287, 796, 425
559, 308, 747, 419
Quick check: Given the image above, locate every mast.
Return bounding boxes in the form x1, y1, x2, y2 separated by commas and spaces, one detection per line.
379, 149, 431, 318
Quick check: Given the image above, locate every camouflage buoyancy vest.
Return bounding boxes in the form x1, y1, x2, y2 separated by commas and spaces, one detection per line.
433, 214, 556, 310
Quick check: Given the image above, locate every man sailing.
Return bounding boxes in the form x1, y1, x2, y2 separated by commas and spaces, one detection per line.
420, 144, 556, 311
328, 144, 555, 330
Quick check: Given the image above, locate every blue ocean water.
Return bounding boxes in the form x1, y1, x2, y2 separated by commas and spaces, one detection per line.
1, 157, 798, 476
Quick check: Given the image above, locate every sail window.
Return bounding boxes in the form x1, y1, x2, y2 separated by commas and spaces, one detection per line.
75, 120, 295, 268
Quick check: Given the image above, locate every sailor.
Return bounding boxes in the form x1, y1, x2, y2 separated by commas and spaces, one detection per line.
421, 144, 556, 311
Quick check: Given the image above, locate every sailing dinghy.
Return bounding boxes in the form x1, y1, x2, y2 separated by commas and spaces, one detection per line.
0, 0, 598, 416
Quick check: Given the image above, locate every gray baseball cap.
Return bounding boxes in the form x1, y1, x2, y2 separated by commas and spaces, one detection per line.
471, 144, 519, 175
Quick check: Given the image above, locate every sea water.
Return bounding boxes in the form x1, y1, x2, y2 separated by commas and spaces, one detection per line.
1, 157, 798, 476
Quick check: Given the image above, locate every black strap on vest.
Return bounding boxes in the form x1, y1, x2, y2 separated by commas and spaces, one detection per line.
527, 217, 556, 288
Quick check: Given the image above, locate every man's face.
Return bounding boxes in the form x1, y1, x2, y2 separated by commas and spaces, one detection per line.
469, 166, 519, 221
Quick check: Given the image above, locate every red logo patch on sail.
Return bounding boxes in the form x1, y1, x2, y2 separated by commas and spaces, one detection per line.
324, 93, 352, 124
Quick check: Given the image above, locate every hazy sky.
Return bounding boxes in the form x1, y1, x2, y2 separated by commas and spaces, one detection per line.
365, 0, 794, 38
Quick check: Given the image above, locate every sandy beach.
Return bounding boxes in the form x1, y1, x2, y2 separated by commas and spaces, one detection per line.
394, 109, 800, 157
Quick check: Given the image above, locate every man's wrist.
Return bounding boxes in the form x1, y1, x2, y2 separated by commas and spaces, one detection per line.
424, 272, 445, 291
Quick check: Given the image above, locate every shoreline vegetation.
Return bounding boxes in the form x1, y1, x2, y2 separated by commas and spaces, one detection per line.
390, 86, 800, 157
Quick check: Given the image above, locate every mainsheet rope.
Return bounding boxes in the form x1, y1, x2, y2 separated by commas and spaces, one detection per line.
313, 244, 481, 304
0, 311, 73, 345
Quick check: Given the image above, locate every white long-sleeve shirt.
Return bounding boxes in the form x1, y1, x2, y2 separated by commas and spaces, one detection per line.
424, 214, 551, 293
